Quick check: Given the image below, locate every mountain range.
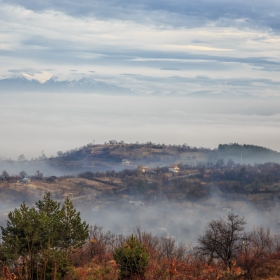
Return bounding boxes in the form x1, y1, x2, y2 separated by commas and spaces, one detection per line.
0, 75, 134, 95
0, 75, 273, 99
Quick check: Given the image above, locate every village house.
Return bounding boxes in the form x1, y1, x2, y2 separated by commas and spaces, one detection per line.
22, 177, 30, 184
168, 164, 180, 173
122, 159, 130, 166
138, 165, 149, 173
129, 201, 145, 207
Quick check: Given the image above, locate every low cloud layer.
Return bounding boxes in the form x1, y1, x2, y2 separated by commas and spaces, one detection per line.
1, 93, 280, 159
1, 1, 280, 158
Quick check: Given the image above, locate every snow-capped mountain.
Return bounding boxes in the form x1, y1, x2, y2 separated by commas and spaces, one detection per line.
0, 75, 133, 95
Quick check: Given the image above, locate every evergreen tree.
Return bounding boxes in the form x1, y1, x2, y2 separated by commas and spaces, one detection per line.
0, 193, 89, 280
1, 204, 41, 279
58, 197, 89, 252
113, 235, 149, 279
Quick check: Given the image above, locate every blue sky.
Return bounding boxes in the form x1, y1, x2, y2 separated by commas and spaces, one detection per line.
1, 0, 280, 158
1, 0, 280, 96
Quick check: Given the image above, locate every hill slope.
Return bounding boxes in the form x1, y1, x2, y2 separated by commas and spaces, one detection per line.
1, 142, 280, 176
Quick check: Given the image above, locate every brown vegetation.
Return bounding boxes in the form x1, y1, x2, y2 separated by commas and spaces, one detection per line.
50, 226, 280, 280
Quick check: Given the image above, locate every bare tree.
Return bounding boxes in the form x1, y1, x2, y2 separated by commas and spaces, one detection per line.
197, 213, 246, 270
88, 225, 116, 261
17, 154, 26, 162
36, 170, 43, 179
238, 227, 273, 280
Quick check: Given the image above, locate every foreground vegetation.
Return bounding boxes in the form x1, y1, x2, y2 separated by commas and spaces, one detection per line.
1, 194, 280, 279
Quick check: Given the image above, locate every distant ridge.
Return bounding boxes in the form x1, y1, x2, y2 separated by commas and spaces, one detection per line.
217, 143, 280, 164
0, 75, 133, 95
1, 75, 273, 98
1, 142, 280, 175
186, 90, 256, 99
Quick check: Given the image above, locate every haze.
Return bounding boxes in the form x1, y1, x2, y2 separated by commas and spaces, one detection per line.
1, 0, 280, 158
0, 92, 280, 159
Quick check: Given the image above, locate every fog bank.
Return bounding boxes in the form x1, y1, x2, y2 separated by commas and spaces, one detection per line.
1, 92, 280, 159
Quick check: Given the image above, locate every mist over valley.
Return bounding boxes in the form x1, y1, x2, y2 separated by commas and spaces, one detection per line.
1, 141, 280, 246
2, 0, 280, 277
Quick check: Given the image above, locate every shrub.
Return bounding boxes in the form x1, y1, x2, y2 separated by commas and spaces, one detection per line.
113, 235, 149, 279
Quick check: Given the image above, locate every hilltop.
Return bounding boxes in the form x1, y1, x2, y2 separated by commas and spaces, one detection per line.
1, 142, 280, 176
217, 143, 280, 163
36, 142, 280, 173
48, 142, 210, 173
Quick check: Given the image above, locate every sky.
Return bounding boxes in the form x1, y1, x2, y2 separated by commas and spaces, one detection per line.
1, 0, 280, 159
1, 0, 280, 96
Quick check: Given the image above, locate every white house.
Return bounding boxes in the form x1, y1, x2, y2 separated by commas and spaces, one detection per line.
138, 165, 148, 173
122, 159, 130, 165
168, 164, 180, 173
22, 178, 30, 184
129, 201, 145, 206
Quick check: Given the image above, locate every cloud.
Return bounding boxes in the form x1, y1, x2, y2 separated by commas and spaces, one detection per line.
0, 0, 280, 175
2, 0, 280, 31
0, 1, 280, 97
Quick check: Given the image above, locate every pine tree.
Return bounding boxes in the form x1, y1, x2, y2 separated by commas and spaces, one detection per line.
0, 193, 89, 280
58, 197, 89, 252
113, 235, 149, 279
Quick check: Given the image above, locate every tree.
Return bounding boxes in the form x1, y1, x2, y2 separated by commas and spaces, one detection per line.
137, 179, 147, 195
36, 170, 43, 179
0, 193, 89, 280
113, 235, 149, 279
197, 213, 246, 270
216, 159, 224, 168
19, 171, 27, 178
87, 225, 115, 262
18, 154, 26, 161
237, 227, 273, 280
36, 192, 62, 249
0, 203, 41, 280
227, 159, 235, 168
1, 170, 9, 180
57, 151, 63, 157
238, 167, 247, 182
58, 197, 89, 252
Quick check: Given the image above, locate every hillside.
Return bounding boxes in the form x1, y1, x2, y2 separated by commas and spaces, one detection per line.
46, 142, 210, 174
1, 142, 280, 176
216, 143, 280, 164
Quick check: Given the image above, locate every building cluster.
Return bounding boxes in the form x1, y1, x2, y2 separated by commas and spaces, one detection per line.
136, 164, 180, 173
107, 139, 182, 173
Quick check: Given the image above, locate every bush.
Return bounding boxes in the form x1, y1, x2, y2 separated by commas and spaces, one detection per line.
113, 235, 149, 279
